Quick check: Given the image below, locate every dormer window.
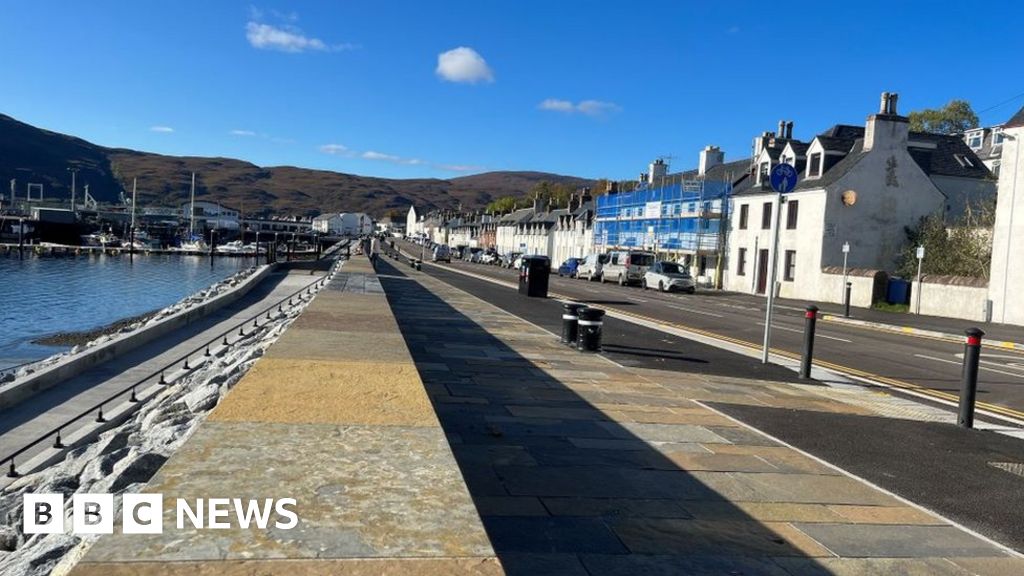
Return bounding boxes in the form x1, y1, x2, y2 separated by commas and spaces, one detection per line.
758, 162, 769, 184
993, 127, 1004, 146
808, 153, 822, 177
966, 130, 983, 150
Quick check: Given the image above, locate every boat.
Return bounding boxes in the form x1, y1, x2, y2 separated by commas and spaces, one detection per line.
215, 240, 245, 254
80, 231, 122, 247
174, 173, 209, 253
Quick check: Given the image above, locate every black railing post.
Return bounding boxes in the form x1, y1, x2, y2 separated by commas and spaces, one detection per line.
53, 430, 64, 449
958, 328, 985, 429
800, 305, 819, 379
844, 282, 852, 318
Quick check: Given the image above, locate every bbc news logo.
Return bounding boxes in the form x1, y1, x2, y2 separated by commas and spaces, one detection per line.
24, 494, 298, 534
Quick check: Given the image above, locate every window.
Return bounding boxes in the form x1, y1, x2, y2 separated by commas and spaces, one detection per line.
993, 128, 1004, 146
786, 200, 799, 229
737, 204, 748, 229
809, 153, 822, 177
761, 202, 773, 229
784, 250, 796, 281
993, 161, 1001, 178
967, 131, 983, 150
737, 248, 747, 276
758, 162, 769, 183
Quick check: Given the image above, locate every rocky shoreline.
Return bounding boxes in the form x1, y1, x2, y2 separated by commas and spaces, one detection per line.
31, 311, 160, 347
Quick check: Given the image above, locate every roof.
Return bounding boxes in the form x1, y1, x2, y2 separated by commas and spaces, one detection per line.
669, 158, 752, 184
785, 141, 810, 157
1006, 105, 1024, 129
498, 207, 534, 224
907, 133, 992, 179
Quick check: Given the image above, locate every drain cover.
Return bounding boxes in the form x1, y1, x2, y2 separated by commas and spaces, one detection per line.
989, 462, 1024, 477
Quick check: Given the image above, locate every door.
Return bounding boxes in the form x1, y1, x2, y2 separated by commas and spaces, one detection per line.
756, 249, 770, 294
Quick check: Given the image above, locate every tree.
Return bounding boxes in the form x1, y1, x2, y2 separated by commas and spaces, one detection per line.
896, 199, 996, 280
907, 99, 979, 135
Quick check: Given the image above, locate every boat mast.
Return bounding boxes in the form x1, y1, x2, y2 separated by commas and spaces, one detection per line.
130, 178, 137, 230
188, 172, 196, 238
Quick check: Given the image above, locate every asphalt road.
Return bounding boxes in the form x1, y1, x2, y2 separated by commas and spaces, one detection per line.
394, 240, 1024, 422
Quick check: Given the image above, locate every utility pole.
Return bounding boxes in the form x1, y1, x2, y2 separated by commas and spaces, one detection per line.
761, 193, 784, 363
915, 245, 925, 314
841, 241, 850, 302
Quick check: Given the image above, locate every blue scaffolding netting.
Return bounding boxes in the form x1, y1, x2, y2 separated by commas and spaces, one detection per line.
594, 180, 732, 252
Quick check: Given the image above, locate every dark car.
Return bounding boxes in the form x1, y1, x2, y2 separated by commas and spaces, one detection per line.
557, 257, 583, 277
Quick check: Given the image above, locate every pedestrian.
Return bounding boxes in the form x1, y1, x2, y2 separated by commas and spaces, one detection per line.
370, 235, 381, 269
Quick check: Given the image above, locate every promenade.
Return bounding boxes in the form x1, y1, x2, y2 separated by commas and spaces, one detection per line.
65, 253, 1024, 575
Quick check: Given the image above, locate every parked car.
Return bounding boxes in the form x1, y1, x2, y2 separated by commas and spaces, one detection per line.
577, 253, 609, 282
480, 249, 500, 265
501, 252, 521, 268
557, 257, 583, 277
602, 250, 655, 286
467, 248, 484, 263
512, 255, 526, 270
432, 244, 451, 262
642, 261, 695, 293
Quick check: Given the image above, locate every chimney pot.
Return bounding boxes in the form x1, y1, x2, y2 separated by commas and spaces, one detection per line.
786, 121, 794, 139
778, 120, 786, 138
879, 92, 890, 114
889, 93, 899, 115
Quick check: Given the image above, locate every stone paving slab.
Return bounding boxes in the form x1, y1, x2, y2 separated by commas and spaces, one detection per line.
373, 262, 1024, 576
70, 256, 499, 576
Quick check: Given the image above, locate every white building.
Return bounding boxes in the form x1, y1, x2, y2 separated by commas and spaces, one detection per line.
181, 200, 240, 230
989, 106, 1024, 325
312, 212, 373, 236
963, 124, 1005, 177
551, 193, 595, 266
724, 92, 995, 306
406, 206, 422, 237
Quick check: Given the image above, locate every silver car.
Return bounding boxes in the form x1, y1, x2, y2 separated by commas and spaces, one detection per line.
642, 261, 696, 293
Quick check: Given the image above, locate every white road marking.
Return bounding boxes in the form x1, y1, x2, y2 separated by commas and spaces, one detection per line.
757, 322, 852, 343
915, 354, 1024, 380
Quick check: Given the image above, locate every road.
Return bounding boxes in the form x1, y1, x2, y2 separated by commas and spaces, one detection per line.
395, 240, 1024, 423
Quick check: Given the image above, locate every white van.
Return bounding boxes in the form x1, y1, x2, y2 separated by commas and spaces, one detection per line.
602, 250, 655, 286
577, 253, 609, 281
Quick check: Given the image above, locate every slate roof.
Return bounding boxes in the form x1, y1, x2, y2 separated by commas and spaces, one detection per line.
785, 141, 810, 157
907, 133, 993, 179
498, 208, 534, 225
1005, 105, 1024, 129
670, 158, 752, 184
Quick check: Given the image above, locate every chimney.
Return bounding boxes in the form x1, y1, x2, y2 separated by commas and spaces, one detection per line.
864, 91, 909, 152
778, 120, 786, 138
580, 187, 592, 204
532, 195, 548, 213
568, 193, 581, 212
785, 121, 794, 139
698, 145, 725, 176
606, 181, 618, 194
648, 158, 668, 184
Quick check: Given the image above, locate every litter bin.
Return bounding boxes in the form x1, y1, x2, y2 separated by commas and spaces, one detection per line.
561, 303, 588, 345
518, 256, 551, 298
577, 307, 605, 352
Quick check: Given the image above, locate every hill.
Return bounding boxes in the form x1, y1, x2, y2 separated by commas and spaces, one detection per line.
0, 113, 591, 217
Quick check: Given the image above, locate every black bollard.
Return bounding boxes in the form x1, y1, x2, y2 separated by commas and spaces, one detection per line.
799, 305, 819, 379
958, 328, 985, 429
561, 303, 587, 345
844, 282, 852, 318
576, 307, 606, 352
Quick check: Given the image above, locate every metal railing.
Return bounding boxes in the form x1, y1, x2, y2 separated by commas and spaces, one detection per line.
2, 266, 340, 479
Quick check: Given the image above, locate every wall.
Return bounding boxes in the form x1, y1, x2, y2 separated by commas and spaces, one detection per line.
914, 276, 990, 322
0, 265, 277, 410
989, 123, 1024, 325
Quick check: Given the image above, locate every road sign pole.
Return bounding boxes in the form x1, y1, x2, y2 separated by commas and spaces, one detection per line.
761, 193, 783, 364
915, 245, 925, 314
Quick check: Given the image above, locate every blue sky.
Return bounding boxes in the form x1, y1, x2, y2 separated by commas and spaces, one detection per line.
3, 1, 1023, 181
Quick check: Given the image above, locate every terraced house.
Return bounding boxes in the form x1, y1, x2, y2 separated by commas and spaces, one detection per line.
724, 92, 995, 306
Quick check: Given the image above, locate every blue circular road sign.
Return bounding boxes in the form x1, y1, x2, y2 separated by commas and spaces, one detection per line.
769, 163, 799, 194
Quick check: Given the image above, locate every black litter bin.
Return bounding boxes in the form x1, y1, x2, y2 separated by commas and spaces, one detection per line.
576, 307, 605, 352
561, 303, 588, 345
518, 256, 551, 298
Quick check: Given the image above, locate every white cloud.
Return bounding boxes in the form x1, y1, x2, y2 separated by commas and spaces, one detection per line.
150, 126, 174, 133
319, 143, 352, 156
321, 143, 481, 172
245, 21, 355, 53
229, 129, 256, 136
436, 47, 494, 84
538, 98, 621, 117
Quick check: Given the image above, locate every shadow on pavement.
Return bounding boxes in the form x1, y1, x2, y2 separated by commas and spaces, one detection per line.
377, 258, 825, 576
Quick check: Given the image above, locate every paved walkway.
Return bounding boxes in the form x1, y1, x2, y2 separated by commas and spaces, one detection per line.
69, 255, 499, 575
376, 258, 1023, 575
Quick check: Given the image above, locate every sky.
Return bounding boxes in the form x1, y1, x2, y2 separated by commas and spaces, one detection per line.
3, 1, 1024, 181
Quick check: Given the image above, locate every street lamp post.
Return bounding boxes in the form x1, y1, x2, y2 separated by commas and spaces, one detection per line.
841, 241, 850, 303
67, 167, 79, 213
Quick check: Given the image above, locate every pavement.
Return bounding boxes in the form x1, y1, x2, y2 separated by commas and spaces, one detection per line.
70, 254, 498, 575
373, 255, 1024, 575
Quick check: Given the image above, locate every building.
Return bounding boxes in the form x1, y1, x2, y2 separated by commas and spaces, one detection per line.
724, 92, 995, 305
963, 124, 1005, 177
311, 212, 373, 236
988, 106, 1024, 325
181, 200, 240, 230
551, 192, 596, 266
595, 156, 738, 285
496, 207, 534, 255
406, 206, 421, 237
